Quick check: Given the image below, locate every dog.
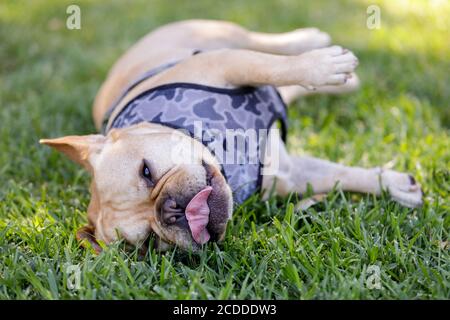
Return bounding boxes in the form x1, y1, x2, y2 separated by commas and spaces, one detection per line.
40, 20, 423, 253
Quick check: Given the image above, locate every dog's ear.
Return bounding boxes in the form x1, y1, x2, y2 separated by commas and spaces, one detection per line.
40, 135, 106, 172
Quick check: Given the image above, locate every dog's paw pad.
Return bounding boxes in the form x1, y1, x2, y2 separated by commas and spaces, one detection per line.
382, 170, 423, 208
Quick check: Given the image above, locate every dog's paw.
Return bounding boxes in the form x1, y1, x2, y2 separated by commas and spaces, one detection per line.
380, 169, 423, 208
280, 28, 331, 54
296, 46, 359, 88
313, 72, 360, 95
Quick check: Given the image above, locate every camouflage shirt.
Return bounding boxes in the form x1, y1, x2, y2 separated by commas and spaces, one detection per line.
103, 61, 287, 204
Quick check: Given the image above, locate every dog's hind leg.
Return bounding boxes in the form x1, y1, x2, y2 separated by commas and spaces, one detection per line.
233, 25, 332, 55
278, 72, 360, 104
152, 20, 331, 55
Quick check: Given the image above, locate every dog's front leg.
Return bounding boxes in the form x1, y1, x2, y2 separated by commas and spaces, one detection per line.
149, 46, 358, 90
263, 152, 423, 208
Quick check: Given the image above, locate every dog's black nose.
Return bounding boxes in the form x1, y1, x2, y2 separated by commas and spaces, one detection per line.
162, 198, 185, 225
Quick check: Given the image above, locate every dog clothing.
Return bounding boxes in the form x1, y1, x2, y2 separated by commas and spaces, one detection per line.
102, 58, 288, 204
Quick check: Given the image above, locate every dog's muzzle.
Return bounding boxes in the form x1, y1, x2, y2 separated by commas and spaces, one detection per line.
159, 162, 232, 245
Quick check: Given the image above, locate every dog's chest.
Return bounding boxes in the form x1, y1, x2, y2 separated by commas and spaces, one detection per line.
104, 66, 288, 204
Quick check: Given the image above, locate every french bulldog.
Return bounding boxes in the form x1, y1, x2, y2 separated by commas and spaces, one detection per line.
40, 20, 422, 253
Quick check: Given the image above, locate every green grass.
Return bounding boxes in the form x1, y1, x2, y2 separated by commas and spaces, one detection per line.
0, 0, 449, 299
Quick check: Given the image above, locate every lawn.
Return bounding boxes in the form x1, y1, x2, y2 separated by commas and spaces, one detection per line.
0, 0, 449, 299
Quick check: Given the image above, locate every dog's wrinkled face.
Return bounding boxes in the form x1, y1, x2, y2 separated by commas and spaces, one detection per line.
41, 123, 233, 251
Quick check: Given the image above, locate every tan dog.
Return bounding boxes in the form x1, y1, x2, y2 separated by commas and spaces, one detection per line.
40, 20, 422, 253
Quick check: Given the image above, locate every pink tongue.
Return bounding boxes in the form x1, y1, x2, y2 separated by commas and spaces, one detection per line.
185, 186, 213, 244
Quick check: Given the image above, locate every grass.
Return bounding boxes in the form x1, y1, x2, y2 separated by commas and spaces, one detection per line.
0, 0, 449, 299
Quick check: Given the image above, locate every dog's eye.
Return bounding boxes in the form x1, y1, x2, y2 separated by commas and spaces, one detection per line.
141, 160, 154, 187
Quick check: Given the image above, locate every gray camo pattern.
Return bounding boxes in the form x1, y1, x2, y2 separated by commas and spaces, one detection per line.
106, 75, 287, 204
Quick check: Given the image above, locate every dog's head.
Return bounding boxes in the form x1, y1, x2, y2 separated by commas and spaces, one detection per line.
40, 123, 233, 252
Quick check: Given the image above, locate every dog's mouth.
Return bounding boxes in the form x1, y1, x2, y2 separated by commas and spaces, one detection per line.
154, 161, 232, 248
202, 161, 232, 242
